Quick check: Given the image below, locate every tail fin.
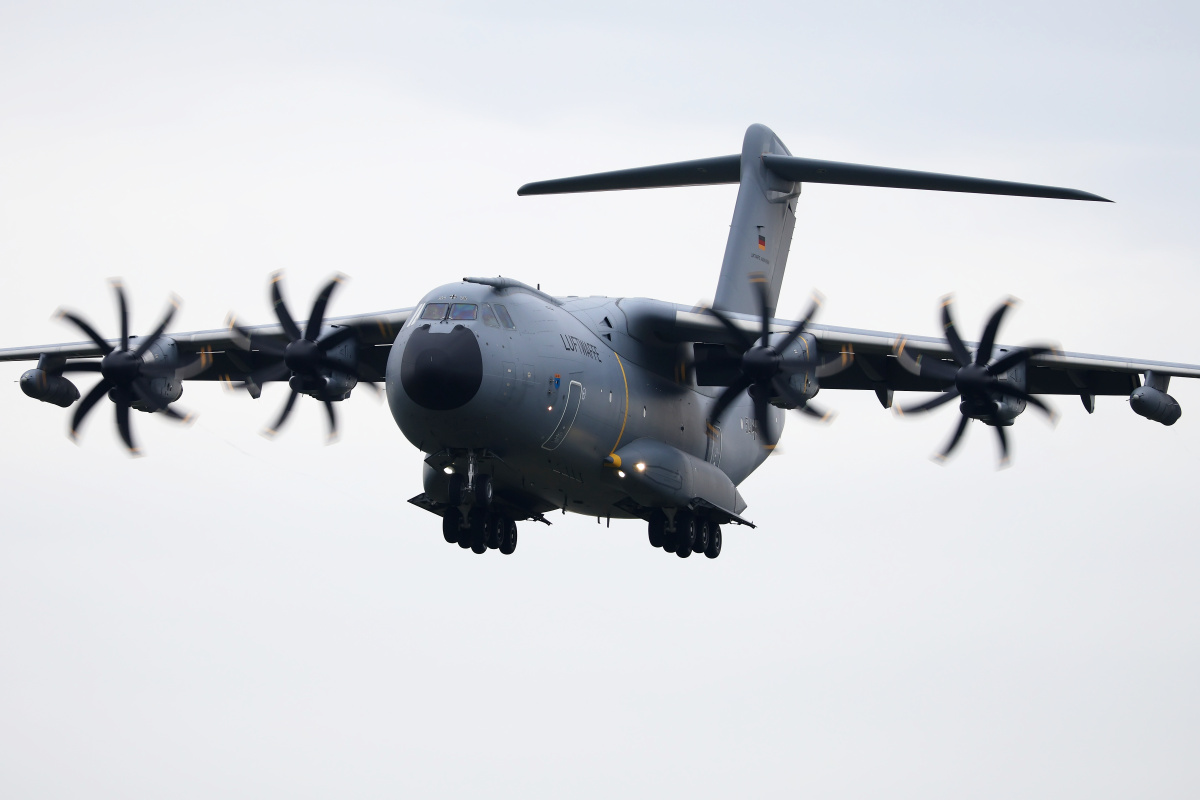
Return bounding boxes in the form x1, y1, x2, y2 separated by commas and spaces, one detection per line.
518, 124, 1109, 318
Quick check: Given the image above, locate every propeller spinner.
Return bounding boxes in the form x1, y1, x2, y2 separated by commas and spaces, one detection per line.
54, 280, 196, 454
230, 273, 379, 440
699, 277, 853, 449
894, 296, 1057, 465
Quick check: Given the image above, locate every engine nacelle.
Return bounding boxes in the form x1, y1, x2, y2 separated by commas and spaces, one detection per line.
20, 368, 80, 408
1130, 386, 1181, 425
127, 336, 184, 412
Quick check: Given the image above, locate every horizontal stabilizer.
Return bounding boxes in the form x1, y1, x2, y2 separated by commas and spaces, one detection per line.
760, 154, 1111, 202
517, 155, 740, 195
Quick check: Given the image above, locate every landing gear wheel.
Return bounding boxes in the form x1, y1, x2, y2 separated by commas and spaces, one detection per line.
694, 517, 711, 554
705, 525, 722, 559
475, 475, 493, 509
446, 473, 464, 507
442, 508, 462, 544
486, 513, 504, 549
648, 512, 666, 548
675, 511, 696, 558
663, 528, 677, 554
499, 519, 518, 555
469, 509, 488, 554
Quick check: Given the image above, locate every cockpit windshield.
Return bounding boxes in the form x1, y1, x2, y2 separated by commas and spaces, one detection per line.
420, 302, 449, 321
449, 303, 478, 321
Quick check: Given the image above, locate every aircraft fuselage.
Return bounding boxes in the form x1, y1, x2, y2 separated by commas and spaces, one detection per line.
385, 281, 777, 523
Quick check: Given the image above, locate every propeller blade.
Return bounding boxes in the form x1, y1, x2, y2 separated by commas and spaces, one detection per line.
994, 423, 1010, 466
797, 402, 835, 422
940, 296, 972, 367
895, 339, 960, 382
318, 325, 356, 351
173, 346, 215, 380
703, 306, 754, 351
112, 280, 129, 351
70, 379, 113, 440
305, 276, 344, 341
113, 390, 138, 454
976, 298, 1014, 366
57, 311, 114, 355
814, 345, 855, 379
775, 293, 823, 353
323, 398, 338, 440
270, 273, 303, 341
895, 389, 960, 415
357, 379, 383, 397
132, 296, 181, 358
264, 389, 300, 436
992, 382, 1057, 421
245, 361, 291, 389
708, 375, 753, 427
752, 386, 775, 448
935, 414, 971, 461
769, 375, 834, 422
988, 345, 1055, 376
132, 378, 193, 422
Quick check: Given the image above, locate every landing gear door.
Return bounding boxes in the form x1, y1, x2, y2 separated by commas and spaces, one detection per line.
542, 379, 583, 451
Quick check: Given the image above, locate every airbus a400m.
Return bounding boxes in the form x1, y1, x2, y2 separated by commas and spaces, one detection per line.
4, 124, 1196, 560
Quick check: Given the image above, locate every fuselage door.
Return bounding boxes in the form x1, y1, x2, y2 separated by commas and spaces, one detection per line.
542, 379, 584, 451
704, 422, 722, 468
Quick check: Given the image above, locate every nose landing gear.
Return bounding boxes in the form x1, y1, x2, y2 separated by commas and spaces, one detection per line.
440, 469, 518, 555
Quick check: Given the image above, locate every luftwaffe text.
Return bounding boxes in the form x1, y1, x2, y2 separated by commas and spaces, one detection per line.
560, 334, 602, 362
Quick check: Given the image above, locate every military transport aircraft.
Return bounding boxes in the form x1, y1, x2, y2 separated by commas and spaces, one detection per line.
3, 124, 1197, 560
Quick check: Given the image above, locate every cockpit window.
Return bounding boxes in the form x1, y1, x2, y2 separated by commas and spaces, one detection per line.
449, 303, 478, 321
480, 303, 500, 328
420, 302, 449, 321
493, 304, 517, 330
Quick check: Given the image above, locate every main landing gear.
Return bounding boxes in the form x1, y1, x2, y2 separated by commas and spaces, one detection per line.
648, 509, 722, 559
441, 473, 518, 555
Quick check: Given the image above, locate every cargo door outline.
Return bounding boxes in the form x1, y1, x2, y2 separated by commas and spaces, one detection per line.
542, 380, 583, 450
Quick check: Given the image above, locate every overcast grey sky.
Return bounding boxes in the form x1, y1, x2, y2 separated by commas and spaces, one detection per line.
2, 2, 1198, 798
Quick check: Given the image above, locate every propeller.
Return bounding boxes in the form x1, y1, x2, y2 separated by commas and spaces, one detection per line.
229, 272, 380, 440
697, 277, 854, 449
893, 296, 1057, 465
54, 280, 195, 454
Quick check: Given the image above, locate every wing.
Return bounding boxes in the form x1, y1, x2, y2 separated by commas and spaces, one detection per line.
631, 299, 1198, 407
0, 308, 412, 382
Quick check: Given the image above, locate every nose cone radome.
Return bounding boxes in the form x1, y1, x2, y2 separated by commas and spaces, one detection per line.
399, 325, 483, 410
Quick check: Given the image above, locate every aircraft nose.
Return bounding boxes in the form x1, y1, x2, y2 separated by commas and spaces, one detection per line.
399, 325, 484, 410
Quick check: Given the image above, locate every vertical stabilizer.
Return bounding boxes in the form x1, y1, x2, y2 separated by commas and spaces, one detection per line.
712, 125, 798, 318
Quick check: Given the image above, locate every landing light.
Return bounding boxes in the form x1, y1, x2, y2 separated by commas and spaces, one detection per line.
617, 470, 626, 478
635, 462, 646, 472
443, 466, 455, 475
547, 405, 553, 411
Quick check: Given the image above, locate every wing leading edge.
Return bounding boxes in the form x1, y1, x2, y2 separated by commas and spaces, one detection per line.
654, 303, 1199, 401
0, 308, 412, 383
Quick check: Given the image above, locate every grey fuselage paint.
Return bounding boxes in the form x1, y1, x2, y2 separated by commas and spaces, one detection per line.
386, 282, 776, 521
